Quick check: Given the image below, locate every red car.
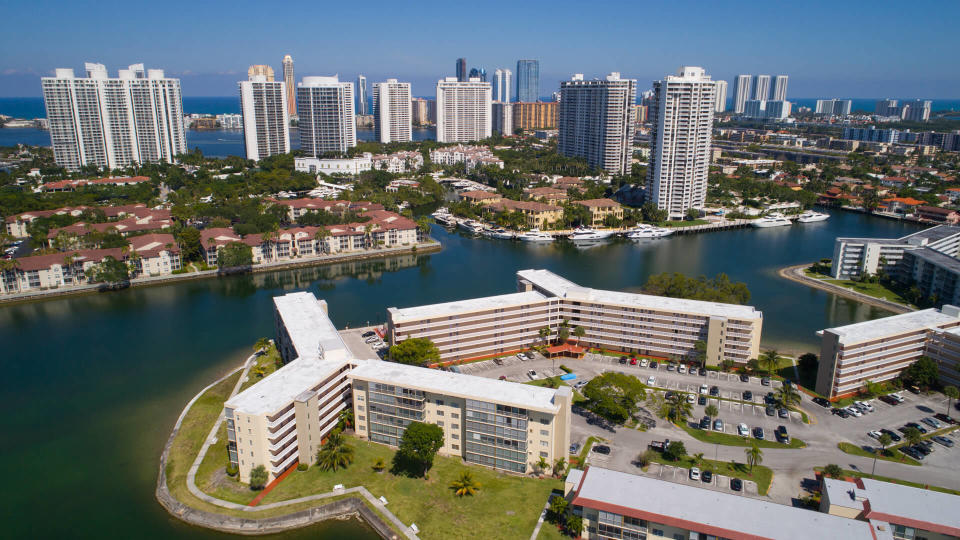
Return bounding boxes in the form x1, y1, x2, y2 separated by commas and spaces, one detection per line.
630, 358, 638, 365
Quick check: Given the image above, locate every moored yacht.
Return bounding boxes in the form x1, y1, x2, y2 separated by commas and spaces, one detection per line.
484, 227, 516, 240
751, 212, 792, 228
431, 207, 456, 226
517, 229, 555, 242
458, 219, 485, 234
568, 227, 616, 241
797, 210, 830, 223
626, 224, 674, 239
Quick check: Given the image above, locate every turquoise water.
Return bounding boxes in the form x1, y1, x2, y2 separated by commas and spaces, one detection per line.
0, 210, 922, 538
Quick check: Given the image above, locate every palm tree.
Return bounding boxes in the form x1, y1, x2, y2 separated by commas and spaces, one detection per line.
760, 349, 780, 377
252, 364, 267, 378
363, 223, 375, 249
903, 427, 922, 447
372, 457, 386, 472
692, 452, 705, 468
338, 408, 354, 430
538, 326, 551, 345
552, 457, 566, 478
536, 456, 550, 475
945, 385, 959, 416
314, 227, 332, 255
449, 470, 481, 497
745, 444, 763, 473
873, 432, 893, 475
573, 325, 586, 344
775, 384, 802, 409
253, 337, 271, 354
0, 257, 21, 293
316, 431, 355, 471
705, 404, 719, 423
659, 392, 694, 424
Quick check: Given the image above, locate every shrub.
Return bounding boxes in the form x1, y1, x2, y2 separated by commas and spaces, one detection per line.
636, 449, 656, 468
249, 464, 268, 490
559, 364, 572, 373
225, 463, 238, 477
297, 463, 308, 471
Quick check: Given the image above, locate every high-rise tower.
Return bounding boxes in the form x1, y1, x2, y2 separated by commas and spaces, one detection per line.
373, 79, 412, 143
752, 74, 771, 101
297, 76, 356, 156
516, 59, 540, 102
239, 74, 290, 161
557, 72, 636, 175
772, 75, 788, 102
493, 69, 513, 103
456, 58, 467, 82
248, 65, 275, 81
714, 80, 728, 113
356, 75, 368, 116
436, 77, 492, 143
282, 55, 295, 117
732, 74, 751, 114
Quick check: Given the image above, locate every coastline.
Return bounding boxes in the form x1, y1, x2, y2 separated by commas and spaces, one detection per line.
777, 262, 913, 314
0, 239, 441, 306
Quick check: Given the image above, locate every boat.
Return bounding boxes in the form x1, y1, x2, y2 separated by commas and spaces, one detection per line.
626, 224, 674, 239
568, 227, 616, 241
796, 210, 830, 223
751, 212, 793, 228
484, 227, 516, 240
517, 229, 555, 242
431, 208, 456, 227
458, 219, 485, 234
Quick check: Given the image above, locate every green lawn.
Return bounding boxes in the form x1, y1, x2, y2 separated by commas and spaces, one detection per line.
238, 347, 282, 393
527, 376, 566, 388
836, 442, 921, 466
573, 436, 602, 468
677, 422, 806, 449
815, 467, 960, 496
648, 452, 773, 495
823, 279, 912, 306
254, 436, 561, 540
660, 219, 710, 228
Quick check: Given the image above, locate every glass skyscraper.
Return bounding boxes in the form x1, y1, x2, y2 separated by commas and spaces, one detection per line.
516, 59, 539, 102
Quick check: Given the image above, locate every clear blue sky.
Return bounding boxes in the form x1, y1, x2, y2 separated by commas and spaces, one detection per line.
1, 0, 957, 98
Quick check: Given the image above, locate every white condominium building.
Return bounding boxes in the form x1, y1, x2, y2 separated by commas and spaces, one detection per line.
646, 66, 716, 219
238, 75, 290, 161
297, 76, 356, 156
282, 55, 295, 118
557, 72, 636, 175
752, 74, 771, 101
816, 99, 853, 117
356, 74, 368, 116
387, 269, 762, 366
714, 80, 728, 113
732, 74, 752, 114
436, 77, 492, 143
492, 68, 512, 103
773, 75, 789, 101
492, 101, 513, 136
815, 305, 960, 399
41, 62, 186, 170
830, 225, 960, 280
372, 79, 412, 143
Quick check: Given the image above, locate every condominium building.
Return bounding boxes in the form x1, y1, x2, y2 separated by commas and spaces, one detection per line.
744, 99, 792, 120
646, 66, 716, 219
492, 102, 514, 136
386, 269, 762, 365
575, 198, 623, 226
558, 73, 636, 175
456, 58, 467, 82
297, 76, 356, 156
516, 59, 540, 103
282, 55, 295, 118
350, 361, 571, 474
294, 153, 372, 175
815, 305, 960, 399
429, 144, 503, 172
238, 75, 290, 161
773, 75, 789, 101
816, 99, 853, 117
752, 74, 771, 101
565, 467, 877, 540
830, 225, 960, 279
513, 101, 558, 130
843, 126, 901, 144
247, 65, 274, 81
902, 99, 932, 122
875, 99, 899, 117
492, 68, 512, 103
410, 98, 431, 125
356, 75, 368, 116
714, 80, 728, 113
732, 74, 752, 114
435, 77, 492, 143
41, 62, 186, 170
372, 79, 412, 143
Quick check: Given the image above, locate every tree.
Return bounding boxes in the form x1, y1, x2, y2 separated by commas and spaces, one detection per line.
822, 464, 844, 479
565, 515, 583, 537
862, 379, 882, 398
685, 208, 700, 221
582, 372, 647, 424
642, 272, 750, 305
389, 337, 441, 366
721, 359, 735, 373
449, 470, 482, 497
798, 352, 818, 371
573, 325, 586, 343
314, 227, 332, 254
547, 495, 568, 524
394, 422, 444, 477
944, 386, 959, 415
901, 356, 938, 390
90, 255, 129, 286
249, 464, 268, 490
372, 458, 386, 472
745, 444, 763, 473
338, 407, 354, 430
552, 457, 567, 478
760, 349, 780, 377
557, 319, 571, 344
656, 391, 693, 424
903, 426, 922, 447
663, 441, 687, 461
775, 384, 801, 409
316, 430, 355, 472
874, 432, 893, 475
253, 337, 271, 354
692, 452, 705, 467
218, 241, 253, 268
693, 340, 707, 367
536, 455, 550, 474
176, 227, 202, 262
705, 404, 719, 422
538, 326, 551, 345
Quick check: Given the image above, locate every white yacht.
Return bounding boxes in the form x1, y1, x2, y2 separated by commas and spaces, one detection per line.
626, 224, 674, 239
797, 210, 830, 223
458, 219, 485, 234
484, 227, 516, 240
517, 229, 555, 242
751, 212, 793, 228
568, 227, 616, 242
431, 208, 456, 227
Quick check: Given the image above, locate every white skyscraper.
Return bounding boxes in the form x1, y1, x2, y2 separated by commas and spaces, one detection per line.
773, 75, 788, 101
282, 55, 296, 118
238, 75, 290, 161
297, 76, 356, 156
732, 75, 752, 114
372, 79, 412, 143
557, 72, 636, 175
435, 77, 492, 143
41, 62, 186, 171
356, 75, 368, 115
752, 74, 771, 101
493, 68, 512, 103
492, 101, 513, 136
714, 80, 728, 113
647, 66, 716, 220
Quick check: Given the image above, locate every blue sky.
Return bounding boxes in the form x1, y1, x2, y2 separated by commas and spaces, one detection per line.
1, 0, 958, 98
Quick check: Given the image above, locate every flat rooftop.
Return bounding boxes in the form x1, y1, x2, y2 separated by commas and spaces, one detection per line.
348, 361, 565, 413
823, 307, 960, 345
226, 358, 354, 415
823, 477, 960, 537
902, 224, 960, 245
388, 291, 548, 323
571, 467, 877, 540
274, 292, 349, 361
517, 269, 762, 320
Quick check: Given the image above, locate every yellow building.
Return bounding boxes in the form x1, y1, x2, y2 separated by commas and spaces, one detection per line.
524, 187, 569, 206
575, 198, 624, 226
247, 64, 275, 81
486, 199, 563, 229
459, 190, 503, 204
513, 102, 558, 130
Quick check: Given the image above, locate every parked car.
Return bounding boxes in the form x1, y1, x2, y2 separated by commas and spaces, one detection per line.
619, 356, 627, 365
666, 364, 676, 371
753, 427, 764, 440
737, 423, 749, 436
880, 428, 901, 442
713, 419, 724, 431
855, 401, 875, 413
698, 395, 707, 406
686, 393, 696, 404
776, 425, 790, 443
844, 406, 862, 417
740, 374, 750, 382
699, 384, 709, 394
709, 386, 720, 396
765, 405, 776, 416
689, 467, 700, 481
905, 422, 928, 434
890, 392, 905, 403
743, 390, 753, 401
678, 365, 687, 374
764, 392, 775, 404
699, 416, 711, 429
933, 435, 955, 447
630, 357, 638, 365
493, 357, 504, 366
934, 413, 958, 425
689, 367, 697, 375
922, 417, 943, 429
879, 395, 899, 406
498, 375, 507, 380
813, 397, 831, 408
778, 408, 789, 418
900, 446, 924, 460
527, 370, 538, 379
761, 377, 771, 386
569, 442, 581, 454
649, 361, 658, 369
639, 358, 649, 367
914, 443, 933, 456
702, 470, 713, 483
867, 430, 882, 440
517, 353, 528, 361
361, 331, 376, 338
592, 445, 611, 455
731, 478, 743, 491
647, 376, 656, 386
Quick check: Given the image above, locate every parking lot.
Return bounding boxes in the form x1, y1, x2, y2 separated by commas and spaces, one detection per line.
340, 326, 388, 360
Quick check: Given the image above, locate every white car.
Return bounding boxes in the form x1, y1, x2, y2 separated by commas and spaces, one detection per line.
867, 430, 882, 440
527, 370, 538, 379
686, 393, 696, 404
699, 384, 708, 394
689, 467, 701, 481
516, 353, 526, 361
890, 393, 905, 403
855, 401, 875, 413
845, 406, 862, 417
737, 423, 749, 436
639, 358, 648, 367
678, 365, 687, 374
647, 376, 656, 386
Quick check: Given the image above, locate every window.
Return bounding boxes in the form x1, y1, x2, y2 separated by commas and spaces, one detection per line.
452, 433, 459, 440
452, 444, 459, 450
652, 529, 664, 537
437, 421, 444, 427
436, 399, 444, 406
452, 424, 459, 430
673, 535, 684, 540
358, 416, 365, 422
451, 413, 459, 419
357, 395, 364, 401
539, 451, 548, 458
541, 440, 548, 446
540, 429, 549, 436
437, 410, 444, 416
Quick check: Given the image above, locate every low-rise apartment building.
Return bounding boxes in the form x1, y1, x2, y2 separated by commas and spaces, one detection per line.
349, 361, 571, 474
199, 228, 244, 266
386, 269, 762, 365
294, 153, 373, 176
459, 190, 503, 205
524, 187, 569, 205
271, 198, 382, 224
371, 150, 423, 173
831, 225, 960, 280
566, 466, 877, 540
485, 199, 563, 229
575, 198, 623, 226
129, 233, 181, 276
429, 145, 504, 172
815, 306, 960, 399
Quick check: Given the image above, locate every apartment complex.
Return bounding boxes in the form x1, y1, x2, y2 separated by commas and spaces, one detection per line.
436, 77, 492, 143
492, 102, 513, 136
773, 75, 789, 101
492, 68, 512, 103
816, 99, 853, 116
815, 306, 960, 399
386, 269, 762, 365
41, 62, 186, 170
297, 76, 356, 156
830, 225, 960, 279
565, 467, 878, 540
732, 74, 752, 114
714, 79, 728, 113
350, 361, 571, 474
282, 55, 295, 118
372, 79, 412, 143
238, 75, 290, 161
647, 66, 717, 219
575, 198, 623, 226
429, 145, 503, 172
513, 101, 558, 130
558, 73, 636, 175
516, 60, 540, 103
